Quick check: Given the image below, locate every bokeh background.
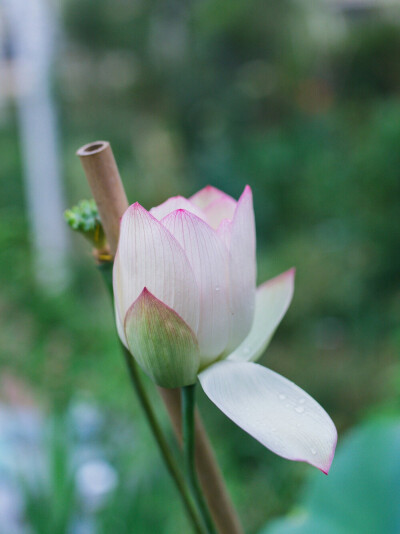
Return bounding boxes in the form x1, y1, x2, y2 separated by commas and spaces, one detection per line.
0, 0, 399, 533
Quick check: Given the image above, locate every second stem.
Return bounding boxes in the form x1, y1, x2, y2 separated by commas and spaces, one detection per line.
182, 384, 218, 534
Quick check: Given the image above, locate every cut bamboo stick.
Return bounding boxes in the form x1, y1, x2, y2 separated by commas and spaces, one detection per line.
77, 141, 128, 256
77, 141, 243, 534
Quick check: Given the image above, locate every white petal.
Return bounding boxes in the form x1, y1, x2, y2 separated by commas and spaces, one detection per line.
113, 203, 200, 334
216, 218, 232, 248
228, 269, 295, 362
199, 361, 337, 474
162, 209, 230, 365
150, 196, 205, 221
225, 185, 257, 353
114, 296, 128, 347
202, 196, 237, 229
190, 185, 236, 210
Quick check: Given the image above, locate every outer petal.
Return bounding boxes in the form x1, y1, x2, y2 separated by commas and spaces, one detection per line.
114, 297, 128, 348
216, 218, 232, 248
202, 196, 237, 229
125, 288, 200, 388
189, 185, 236, 211
228, 269, 295, 362
199, 361, 337, 474
162, 209, 230, 365
224, 185, 257, 353
113, 203, 200, 336
149, 196, 205, 221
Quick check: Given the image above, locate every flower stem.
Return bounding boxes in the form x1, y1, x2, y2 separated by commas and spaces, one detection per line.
122, 346, 206, 534
98, 262, 206, 534
182, 384, 218, 534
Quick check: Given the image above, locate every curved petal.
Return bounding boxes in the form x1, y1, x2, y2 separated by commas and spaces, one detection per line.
162, 209, 230, 365
224, 185, 257, 353
228, 269, 295, 362
189, 185, 236, 211
125, 288, 200, 388
203, 196, 237, 229
199, 361, 337, 474
149, 196, 205, 222
113, 203, 200, 335
216, 218, 232, 248
114, 297, 128, 348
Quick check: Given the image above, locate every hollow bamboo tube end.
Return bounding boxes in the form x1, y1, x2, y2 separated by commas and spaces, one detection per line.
76, 140, 110, 156
77, 141, 129, 256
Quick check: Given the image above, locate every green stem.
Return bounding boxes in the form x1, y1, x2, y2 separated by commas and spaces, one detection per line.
182, 384, 218, 534
122, 346, 205, 534
98, 262, 206, 534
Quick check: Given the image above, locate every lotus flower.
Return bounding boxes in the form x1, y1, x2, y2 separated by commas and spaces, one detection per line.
113, 185, 337, 473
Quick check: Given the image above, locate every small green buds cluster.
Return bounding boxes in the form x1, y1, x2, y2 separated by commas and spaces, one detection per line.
64, 199, 106, 250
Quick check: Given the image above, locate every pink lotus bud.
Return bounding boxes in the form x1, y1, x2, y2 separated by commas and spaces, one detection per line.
113, 186, 256, 384
113, 185, 337, 473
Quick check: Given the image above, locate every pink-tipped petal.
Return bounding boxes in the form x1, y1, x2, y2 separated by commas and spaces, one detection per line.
228, 268, 295, 362
199, 361, 337, 473
162, 209, 230, 365
225, 185, 257, 352
150, 196, 205, 222
202, 196, 237, 229
217, 218, 232, 249
189, 185, 236, 211
113, 203, 200, 336
114, 297, 128, 348
125, 288, 200, 388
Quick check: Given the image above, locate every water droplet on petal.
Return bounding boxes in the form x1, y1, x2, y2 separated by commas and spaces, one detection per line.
243, 347, 250, 355
299, 398, 305, 404
295, 406, 304, 414
278, 394, 286, 400
215, 286, 220, 292
311, 448, 317, 455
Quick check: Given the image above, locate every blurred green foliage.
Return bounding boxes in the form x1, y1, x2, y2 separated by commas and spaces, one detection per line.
1, 0, 399, 532
262, 418, 400, 534
18, 418, 76, 534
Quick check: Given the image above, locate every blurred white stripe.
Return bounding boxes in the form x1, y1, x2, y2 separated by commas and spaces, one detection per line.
2, 0, 69, 293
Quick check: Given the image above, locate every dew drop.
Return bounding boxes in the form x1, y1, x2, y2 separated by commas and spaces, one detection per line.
243, 347, 250, 355
311, 448, 317, 455
299, 398, 305, 404
215, 286, 221, 292
278, 394, 286, 400
295, 406, 304, 414
271, 427, 276, 433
